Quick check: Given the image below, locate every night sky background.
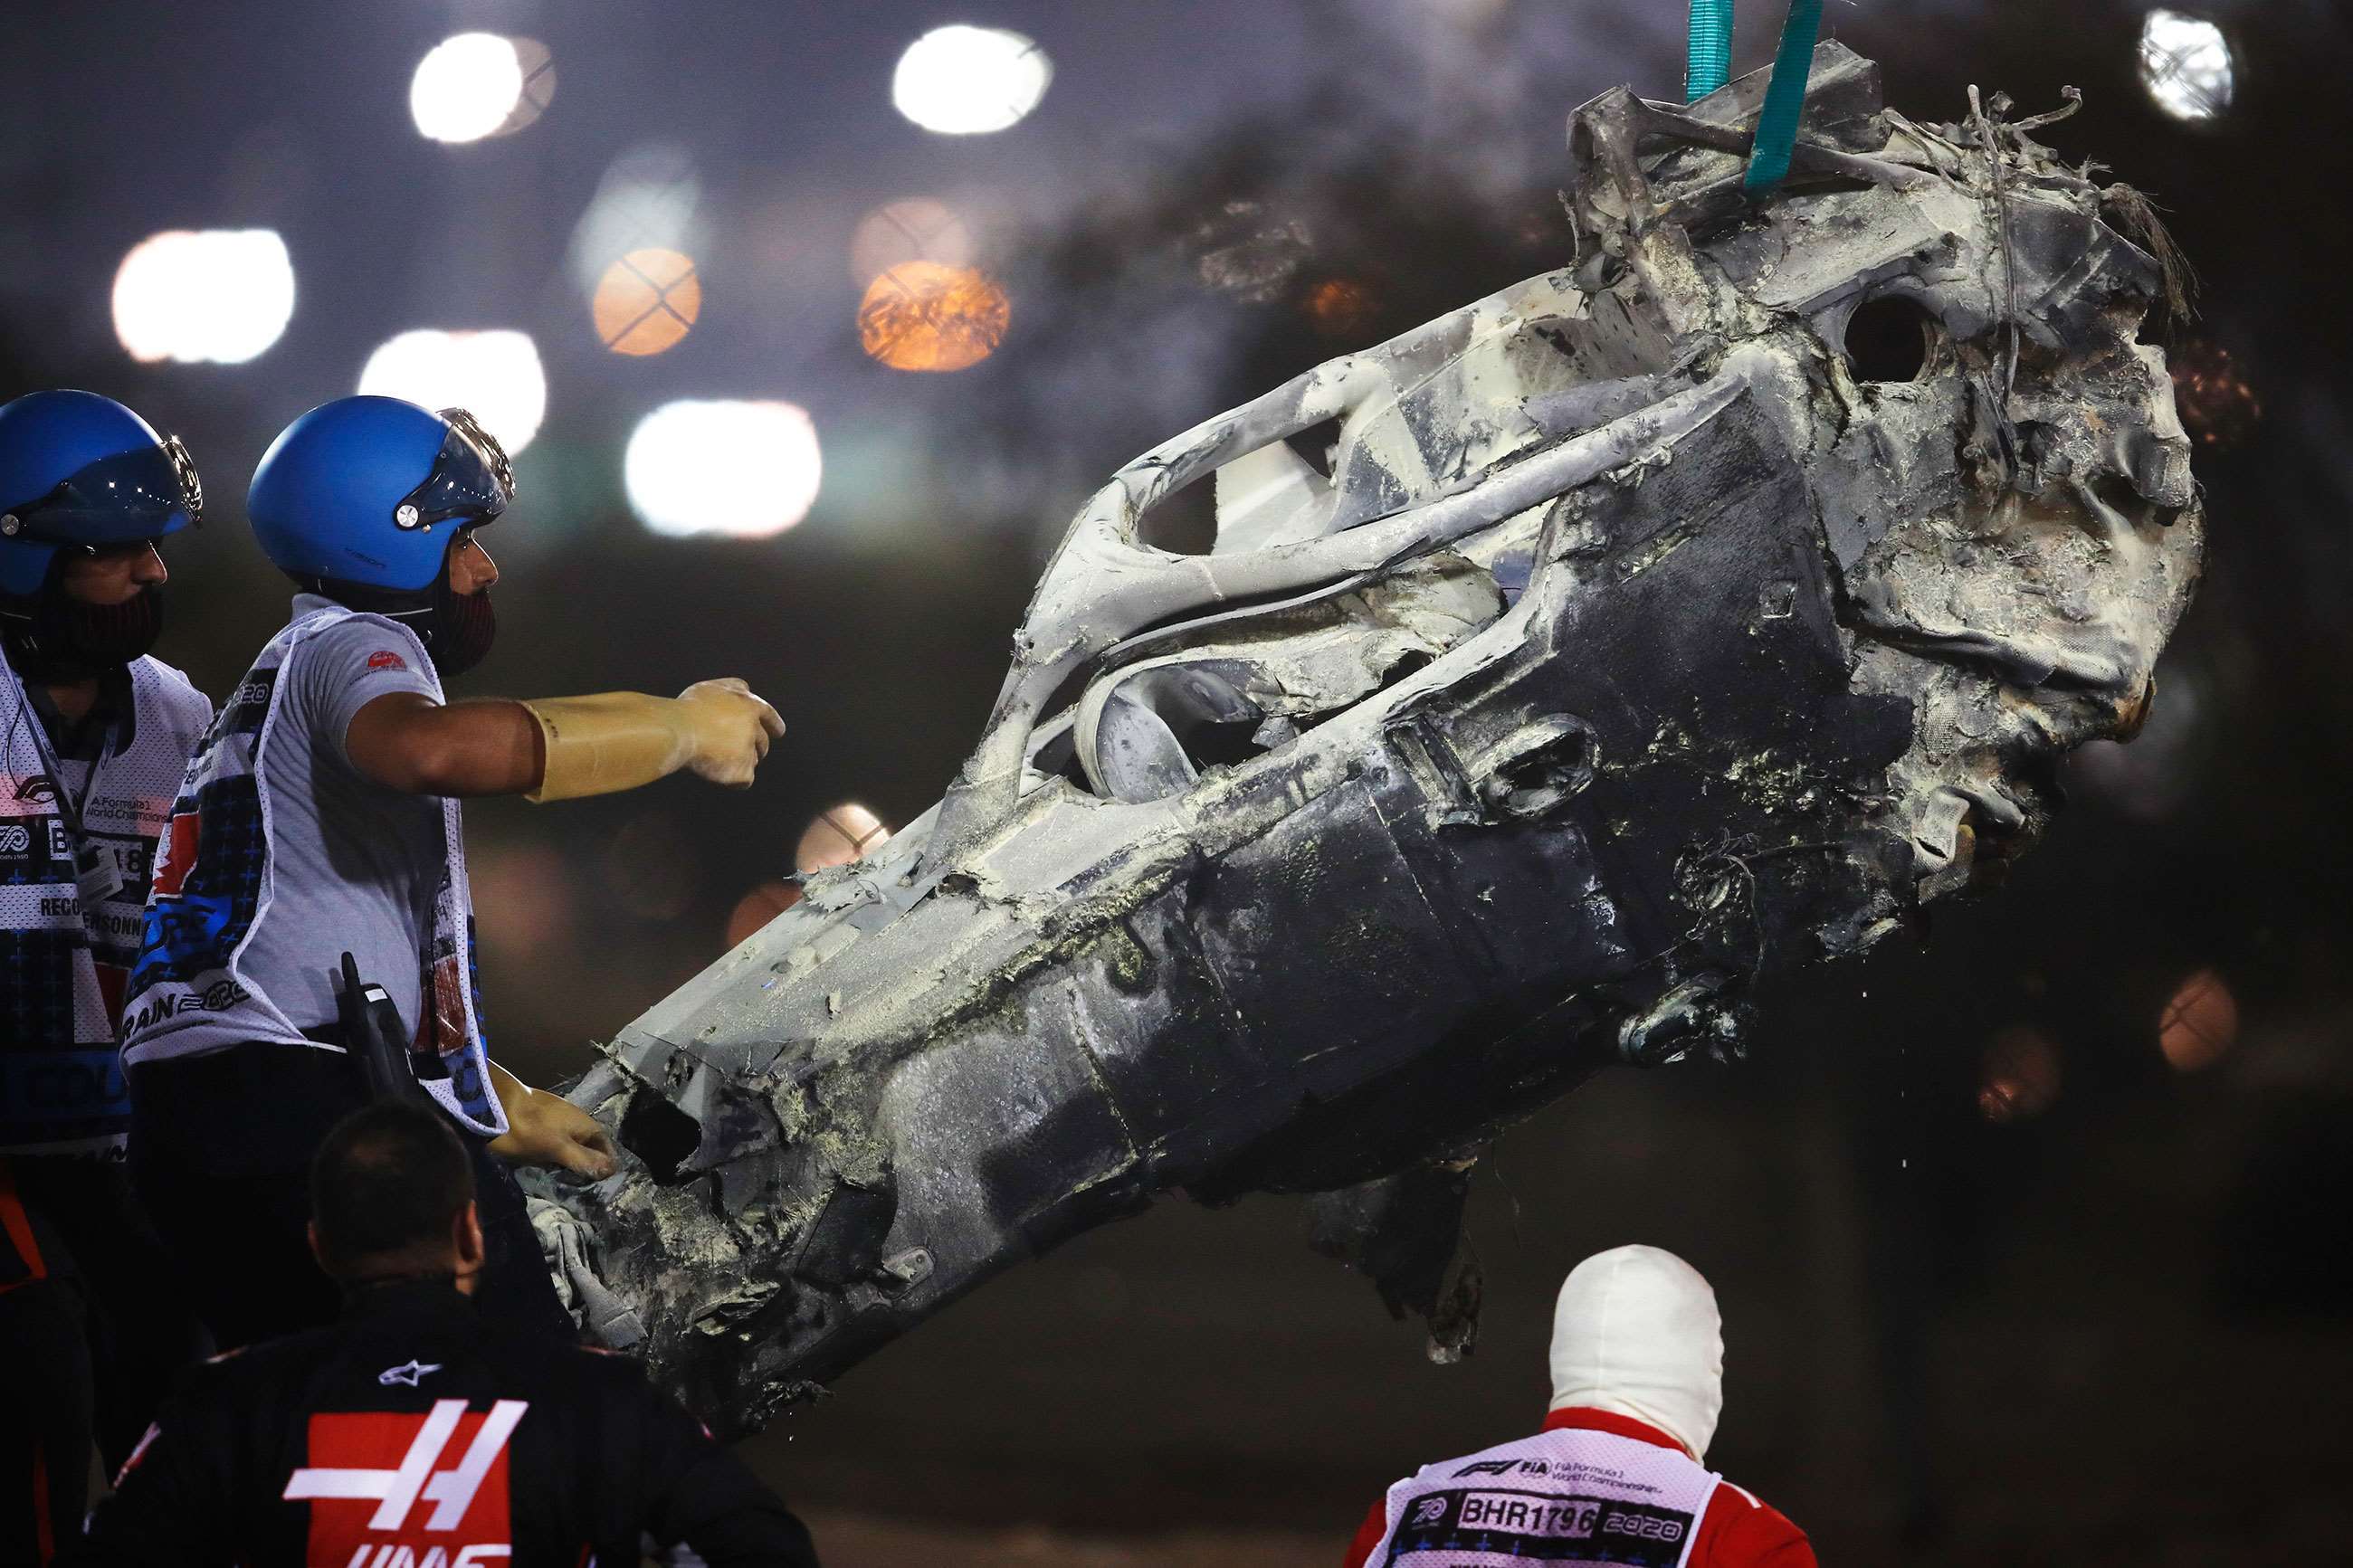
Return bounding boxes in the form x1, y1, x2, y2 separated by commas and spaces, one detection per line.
5, 2, 2349, 1562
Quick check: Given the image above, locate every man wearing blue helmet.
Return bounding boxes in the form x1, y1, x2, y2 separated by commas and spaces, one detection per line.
0, 390, 213, 1567
121, 395, 783, 1350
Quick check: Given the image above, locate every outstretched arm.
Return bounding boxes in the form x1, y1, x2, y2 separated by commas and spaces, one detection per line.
343, 679, 784, 800
343, 692, 543, 795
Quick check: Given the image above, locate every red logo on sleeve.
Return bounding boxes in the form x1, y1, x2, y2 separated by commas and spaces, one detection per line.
367, 651, 409, 672
152, 812, 199, 898
285, 1401, 522, 1565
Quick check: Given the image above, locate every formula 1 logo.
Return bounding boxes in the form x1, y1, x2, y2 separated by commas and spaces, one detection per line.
285, 1400, 523, 1562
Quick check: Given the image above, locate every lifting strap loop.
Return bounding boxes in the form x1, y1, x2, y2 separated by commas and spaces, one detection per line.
1742, 0, 1824, 198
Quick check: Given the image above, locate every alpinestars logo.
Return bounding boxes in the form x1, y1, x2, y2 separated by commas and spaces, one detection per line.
285, 1400, 524, 1566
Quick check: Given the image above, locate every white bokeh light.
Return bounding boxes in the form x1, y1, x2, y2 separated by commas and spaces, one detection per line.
891, 25, 1052, 135
111, 230, 296, 365
410, 33, 525, 144
569, 145, 701, 295
357, 329, 548, 453
625, 401, 821, 539
2139, 11, 2234, 122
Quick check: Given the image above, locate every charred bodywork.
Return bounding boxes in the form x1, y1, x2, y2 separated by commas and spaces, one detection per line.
540, 45, 2202, 1433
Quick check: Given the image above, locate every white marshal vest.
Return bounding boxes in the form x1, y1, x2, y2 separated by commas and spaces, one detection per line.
1365, 1424, 1721, 1568
0, 654, 212, 1155
119, 604, 505, 1137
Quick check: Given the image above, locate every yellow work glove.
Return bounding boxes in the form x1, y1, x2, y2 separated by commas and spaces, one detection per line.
522, 679, 785, 803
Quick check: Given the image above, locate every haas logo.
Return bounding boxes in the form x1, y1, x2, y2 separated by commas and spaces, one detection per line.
284, 1400, 524, 1567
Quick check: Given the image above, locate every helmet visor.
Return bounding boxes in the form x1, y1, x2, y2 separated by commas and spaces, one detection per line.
393, 407, 514, 534
1, 433, 202, 546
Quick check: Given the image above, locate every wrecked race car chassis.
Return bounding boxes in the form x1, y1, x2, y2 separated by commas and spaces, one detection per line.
536, 44, 2202, 1435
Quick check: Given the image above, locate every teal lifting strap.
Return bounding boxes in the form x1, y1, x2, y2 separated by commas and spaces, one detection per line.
1742, 0, 1824, 198
1686, 0, 1734, 100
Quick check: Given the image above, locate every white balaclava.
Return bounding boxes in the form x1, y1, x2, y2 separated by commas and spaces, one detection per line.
1547, 1244, 1725, 1461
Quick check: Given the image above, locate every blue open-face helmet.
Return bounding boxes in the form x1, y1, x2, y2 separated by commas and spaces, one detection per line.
0, 390, 203, 597
247, 395, 512, 594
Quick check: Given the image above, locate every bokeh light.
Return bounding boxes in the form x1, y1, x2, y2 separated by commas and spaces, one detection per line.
495, 37, 558, 137
849, 198, 974, 286
1977, 1027, 2062, 1124
722, 805, 891, 952
357, 328, 548, 453
111, 229, 295, 365
859, 261, 1010, 373
593, 249, 701, 356
410, 33, 526, 145
796, 803, 891, 873
2169, 339, 2262, 451
625, 400, 822, 538
2139, 10, 2234, 123
891, 25, 1052, 135
1303, 276, 1381, 338
726, 881, 803, 948
2158, 967, 2237, 1071
571, 146, 702, 296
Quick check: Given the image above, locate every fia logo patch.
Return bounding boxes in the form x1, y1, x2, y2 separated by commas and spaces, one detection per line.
284, 1400, 523, 1564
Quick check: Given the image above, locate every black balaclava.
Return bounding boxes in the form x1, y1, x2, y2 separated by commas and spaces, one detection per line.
429, 568, 497, 679
294, 538, 496, 679
0, 562, 165, 684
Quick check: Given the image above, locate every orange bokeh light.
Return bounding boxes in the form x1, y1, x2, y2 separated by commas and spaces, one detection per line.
720, 805, 890, 951
726, 880, 803, 948
858, 261, 1008, 373
1303, 276, 1379, 338
594, 248, 701, 356
2158, 967, 2237, 1071
1977, 1027, 2062, 1124
2168, 340, 2262, 451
